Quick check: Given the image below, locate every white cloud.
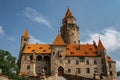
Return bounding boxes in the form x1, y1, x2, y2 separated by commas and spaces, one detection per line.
82, 27, 120, 53
116, 61, 120, 71
0, 26, 4, 35
30, 35, 45, 44
24, 7, 52, 28
7, 36, 15, 41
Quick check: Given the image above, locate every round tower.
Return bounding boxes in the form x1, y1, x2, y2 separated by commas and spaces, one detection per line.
60, 8, 80, 44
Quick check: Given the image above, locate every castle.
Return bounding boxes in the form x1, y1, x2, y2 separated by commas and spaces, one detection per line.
18, 8, 117, 80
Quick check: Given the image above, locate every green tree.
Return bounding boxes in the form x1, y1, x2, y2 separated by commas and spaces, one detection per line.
117, 71, 120, 76
0, 49, 26, 80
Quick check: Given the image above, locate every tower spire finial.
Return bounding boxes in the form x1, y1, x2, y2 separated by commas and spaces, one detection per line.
65, 8, 73, 18
58, 27, 60, 35
98, 34, 100, 40
22, 28, 29, 38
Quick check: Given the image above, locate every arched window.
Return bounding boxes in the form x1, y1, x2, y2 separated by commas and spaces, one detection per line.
27, 65, 30, 70
36, 55, 42, 61
30, 55, 33, 61
94, 60, 97, 64
44, 66, 47, 70
44, 56, 50, 61
53, 52, 55, 55
58, 66, 64, 76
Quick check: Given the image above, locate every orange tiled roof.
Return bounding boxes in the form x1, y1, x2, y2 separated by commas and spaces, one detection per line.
23, 43, 98, 57
22, 28, 29, 38
52, 34, 66, 45
97, 39, 104, 50
23, 44, 51, 54
107, 56, 116, 63
66, 44, 97, 57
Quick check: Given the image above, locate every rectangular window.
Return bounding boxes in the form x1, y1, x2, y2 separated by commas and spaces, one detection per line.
94, 60, 97, 64
79, 57, 85, 62
68, 69, 71, 73
76, 68, 81, 73
86, 68, 90, 73
109, 63, 112, 68
110, 71, 113, 75
68, 60, 70, 64
86, 60, 89, 65
94, 68, 98, 73
76, 60, 79, 65
101, 59, 105, 64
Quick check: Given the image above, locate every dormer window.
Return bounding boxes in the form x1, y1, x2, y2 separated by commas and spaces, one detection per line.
43, 50, 46, 52
71, 52, 74, 54
28, 47, 30, 49
39, 47, 42, 49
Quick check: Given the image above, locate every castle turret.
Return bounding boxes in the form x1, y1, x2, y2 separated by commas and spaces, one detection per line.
18, 28, 29, 68
20, 28, 29, 51
60, 8, 79, 44
97, 39, 110, 77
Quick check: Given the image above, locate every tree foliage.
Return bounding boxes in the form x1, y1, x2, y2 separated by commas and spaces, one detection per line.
0, 49, 26, 80
117, 71, 120, 76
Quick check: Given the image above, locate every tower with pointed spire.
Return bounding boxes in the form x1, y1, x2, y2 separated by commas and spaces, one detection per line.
61, 8, 79, 44
20, 28, 29, 51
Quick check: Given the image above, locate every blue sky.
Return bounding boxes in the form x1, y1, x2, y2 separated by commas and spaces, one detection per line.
0, 0, 120, 71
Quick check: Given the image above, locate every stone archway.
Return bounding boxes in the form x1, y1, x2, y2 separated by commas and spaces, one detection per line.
58, 66, 64, 76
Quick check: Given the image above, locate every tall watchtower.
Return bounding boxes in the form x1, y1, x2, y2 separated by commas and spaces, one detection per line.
60, 8, 80, 44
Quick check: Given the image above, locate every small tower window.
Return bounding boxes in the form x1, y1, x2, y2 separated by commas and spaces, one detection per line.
73, 28, 76, 31
24, 38, 27, 41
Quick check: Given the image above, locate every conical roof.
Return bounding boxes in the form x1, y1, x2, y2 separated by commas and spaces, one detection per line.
52, 34, 65, 45
22, 28, 29, 38
64, 8, 73, 18
97, 39, 104, 50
